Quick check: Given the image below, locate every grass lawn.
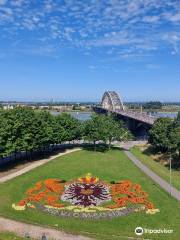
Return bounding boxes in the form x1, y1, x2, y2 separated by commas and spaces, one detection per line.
131, 147, 180, 191
0, 148, 179, 240
0, 232, 24, 240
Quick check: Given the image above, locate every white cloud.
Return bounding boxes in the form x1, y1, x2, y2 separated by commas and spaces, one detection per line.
169, 13, 180, 22
146, 64, 161, 69
162, 32, 180, 54
0, 0, 180, 56
143, 15, 160, 23
88, 65, 97, 70
0, 0, 7, 5
10, 0, 25, 7
15, 45, 57, 57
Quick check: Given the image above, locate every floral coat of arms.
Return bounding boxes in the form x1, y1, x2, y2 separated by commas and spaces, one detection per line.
12, 173, 159, 219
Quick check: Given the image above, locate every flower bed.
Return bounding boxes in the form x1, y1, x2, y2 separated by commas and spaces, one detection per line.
12, 173, 159, 219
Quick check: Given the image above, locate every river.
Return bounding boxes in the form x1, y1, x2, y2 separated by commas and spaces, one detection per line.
50, 111, 178, 121
150, 112, 178, 119
50, 111, 92, 121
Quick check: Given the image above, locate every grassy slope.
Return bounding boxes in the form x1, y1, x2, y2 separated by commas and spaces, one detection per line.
0, 149, 179, 240
131, 147, 180, 190
0, 232, 24, 240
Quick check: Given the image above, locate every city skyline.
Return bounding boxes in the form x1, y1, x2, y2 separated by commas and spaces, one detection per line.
0, 1, 180, 101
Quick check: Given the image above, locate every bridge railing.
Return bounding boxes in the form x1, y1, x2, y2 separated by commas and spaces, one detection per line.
114, 109, 157, 124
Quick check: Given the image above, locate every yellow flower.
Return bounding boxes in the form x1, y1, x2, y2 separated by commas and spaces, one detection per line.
12, 204, 25, 211
146, 209, 160, 214
78, 173, 99, 183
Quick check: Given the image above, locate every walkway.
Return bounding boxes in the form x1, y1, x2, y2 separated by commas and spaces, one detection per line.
0, 217, 92, 240
0, 148, 81, 183
117, 141, 147, 150
124, 150, 180, 201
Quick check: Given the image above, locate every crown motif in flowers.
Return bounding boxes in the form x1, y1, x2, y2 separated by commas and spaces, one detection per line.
77, 173, 99, 184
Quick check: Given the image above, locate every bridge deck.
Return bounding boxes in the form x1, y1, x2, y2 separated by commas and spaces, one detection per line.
102, 108, 157, 125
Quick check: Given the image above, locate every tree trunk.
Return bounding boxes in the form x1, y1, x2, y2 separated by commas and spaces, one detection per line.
30, 150, 32, 161
26, 150, 28, 160
108, 140, 111, 150
94, 140, 96, 151
14, 151, 17, 162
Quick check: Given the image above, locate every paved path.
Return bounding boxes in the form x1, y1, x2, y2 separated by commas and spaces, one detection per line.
124, 150, 180, 201
116, 141, 147, 150
0, 217, 92, 240
0, 148, 81, 183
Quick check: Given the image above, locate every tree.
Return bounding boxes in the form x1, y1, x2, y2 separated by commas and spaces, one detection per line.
83, 114, 104, 149
0, 109, 13, 157
101, 115, 132, 149
0, 107, 53, 159
52, 116, 66, 145
168, 119, 180, 160
83, 114, 132, 150
0, 107, 38, 158
176, 111, 180, 123
143, 101, 163, 110
55, 113, 82, 142
149, 118, 173, 152
36, 111, 54, 147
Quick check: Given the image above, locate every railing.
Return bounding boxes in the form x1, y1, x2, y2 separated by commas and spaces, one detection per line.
95, 106, 158, 125
115, 109, 157, 125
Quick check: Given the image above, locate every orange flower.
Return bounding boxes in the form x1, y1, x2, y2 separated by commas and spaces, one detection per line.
15, 177, 156, 213
107, 180, 155, 210
26, 181, 42, 195
18, 199, 27, 206
107, 205, 119, 209
145, 201, 154, 209
45, 179, 64, 193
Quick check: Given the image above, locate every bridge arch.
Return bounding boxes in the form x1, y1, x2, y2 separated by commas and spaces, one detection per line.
102, 91, 124, 111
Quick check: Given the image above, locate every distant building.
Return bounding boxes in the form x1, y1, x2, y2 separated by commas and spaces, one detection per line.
39, 105, 50, 110
51, 105, 73, 111
3, 105, 14, 110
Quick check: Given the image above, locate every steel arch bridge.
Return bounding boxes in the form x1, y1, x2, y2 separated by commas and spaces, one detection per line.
102, 91, 125, 111
93, 91, 158, 137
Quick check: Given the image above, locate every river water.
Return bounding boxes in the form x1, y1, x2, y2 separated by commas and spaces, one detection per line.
50, 111, 92, 121
50, 111, 178, 121
150, 112, 178, 119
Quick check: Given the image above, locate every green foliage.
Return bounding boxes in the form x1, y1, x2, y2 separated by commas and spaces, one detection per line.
0, 107, 52, 156
149, 117, 180, 160
56, 113, 82, 142
101, 115, 132, 147
171, 112, 180, 158
176, 111, 180, 123
169, 123, 180, 159
149, 118, 173, 152
143, 101, 163, 110
83, 114, 132, 149
0, 109, 131, 158
83, 114, 104, 146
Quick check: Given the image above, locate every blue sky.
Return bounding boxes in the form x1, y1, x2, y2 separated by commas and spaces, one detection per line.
0, 0, 180, 102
